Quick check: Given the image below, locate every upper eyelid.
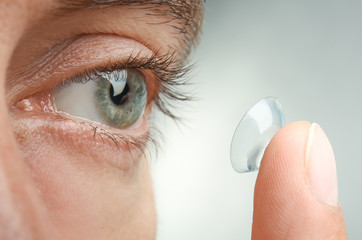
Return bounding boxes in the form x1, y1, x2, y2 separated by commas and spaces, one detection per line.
11, 33, 186, 88
60, 57, 162, 105
8, 33, 192, 120
19, 5, 196, 65
7, 34, 158, 103
57, 48, 193, 120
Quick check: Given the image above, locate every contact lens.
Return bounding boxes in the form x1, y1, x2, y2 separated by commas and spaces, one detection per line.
230, 97, 286, 173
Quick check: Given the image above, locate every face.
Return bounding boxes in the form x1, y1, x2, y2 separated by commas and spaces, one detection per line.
0, 0, 203, 239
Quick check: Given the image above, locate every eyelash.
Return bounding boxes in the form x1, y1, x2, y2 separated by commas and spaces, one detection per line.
55, 51, 193, 156
65, 51, 192, 118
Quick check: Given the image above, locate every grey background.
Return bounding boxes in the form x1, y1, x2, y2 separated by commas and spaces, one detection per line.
152, 0, 362, 239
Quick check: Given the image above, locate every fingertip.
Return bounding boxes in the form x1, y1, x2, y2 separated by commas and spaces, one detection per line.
257, 121, 311, 189
252, 121, 347, 240
252, 121, 311, 238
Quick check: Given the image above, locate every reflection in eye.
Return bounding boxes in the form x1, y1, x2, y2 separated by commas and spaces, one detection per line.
54, 69, 147, 129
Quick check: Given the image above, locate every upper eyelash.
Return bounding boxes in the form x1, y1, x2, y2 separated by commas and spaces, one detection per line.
64, 50, 194, 120
54, 51, 193, 157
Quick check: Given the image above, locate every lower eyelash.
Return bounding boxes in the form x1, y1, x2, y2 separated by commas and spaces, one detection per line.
53, 112, 159, 160
91, 123, 161, 162
55, 51, 193, 155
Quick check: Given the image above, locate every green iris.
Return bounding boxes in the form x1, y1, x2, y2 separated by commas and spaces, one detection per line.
94, 70, 147, 128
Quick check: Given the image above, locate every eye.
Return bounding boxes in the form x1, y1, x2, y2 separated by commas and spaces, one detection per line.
54, 69, 147, 129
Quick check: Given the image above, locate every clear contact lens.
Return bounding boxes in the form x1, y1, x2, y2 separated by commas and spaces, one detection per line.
230, 97, 286, 173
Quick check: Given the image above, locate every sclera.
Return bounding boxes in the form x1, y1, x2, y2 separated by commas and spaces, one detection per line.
230, 97, 286, 173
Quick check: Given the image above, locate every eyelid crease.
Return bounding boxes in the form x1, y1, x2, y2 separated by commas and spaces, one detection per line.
50, 50, 192, 158
10, 34, 195, 159
53, 0, 204, 56
9, 34, 194, 122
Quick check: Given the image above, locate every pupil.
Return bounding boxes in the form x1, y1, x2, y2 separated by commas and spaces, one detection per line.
109, 83, 129, 105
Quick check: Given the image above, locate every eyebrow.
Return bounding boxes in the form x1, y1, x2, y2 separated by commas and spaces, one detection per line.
56, 0, 204, 54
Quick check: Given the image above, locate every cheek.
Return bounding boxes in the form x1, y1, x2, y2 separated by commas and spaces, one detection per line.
17, 139, 156, 240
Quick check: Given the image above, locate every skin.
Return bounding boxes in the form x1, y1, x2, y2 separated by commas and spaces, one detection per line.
1, 1, 202, 239
253, 122, 347, 239
0, 1, 348, 240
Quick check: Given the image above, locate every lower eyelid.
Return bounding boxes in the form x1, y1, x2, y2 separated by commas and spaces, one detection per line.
7, 34, 183, 172
11, 103, 151, 171
12, 88, 150, 141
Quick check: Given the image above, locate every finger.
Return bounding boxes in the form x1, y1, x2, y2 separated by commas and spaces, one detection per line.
252, 121, 347, 240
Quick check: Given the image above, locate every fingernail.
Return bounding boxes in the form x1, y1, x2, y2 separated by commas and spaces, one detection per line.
305, 123, 339, 206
